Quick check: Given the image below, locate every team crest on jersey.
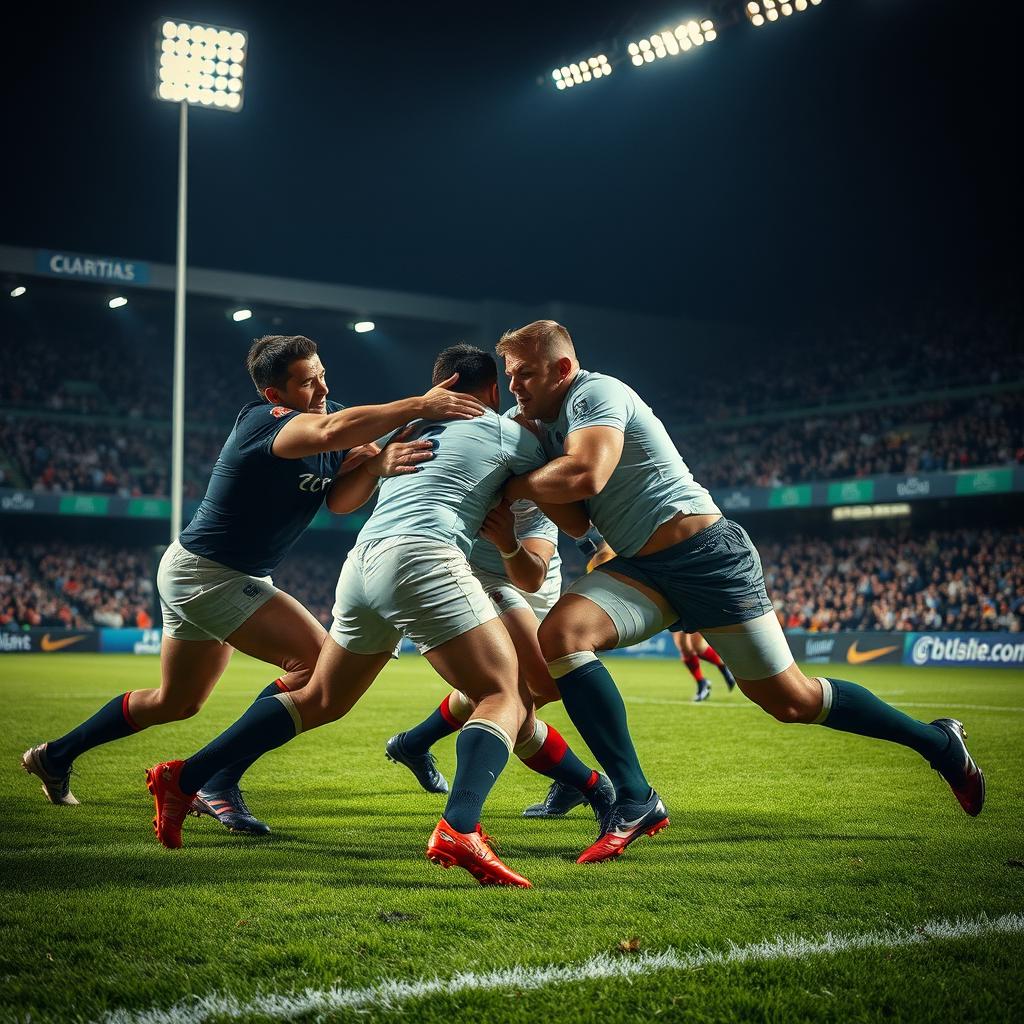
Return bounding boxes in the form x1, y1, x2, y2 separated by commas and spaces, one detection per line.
572, 396, 590, 418
270, 406, 291, 418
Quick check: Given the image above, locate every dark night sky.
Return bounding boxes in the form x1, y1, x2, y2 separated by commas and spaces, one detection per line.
7, 0, 1019, 327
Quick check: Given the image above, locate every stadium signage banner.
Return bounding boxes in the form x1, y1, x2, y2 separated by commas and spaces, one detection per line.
786, 632, 904, 666
36, 249, 151, 285
712, 467, 1024, 514
0, 488, 363, 532
0, 628, 100, 654
905, 632, 1024, 669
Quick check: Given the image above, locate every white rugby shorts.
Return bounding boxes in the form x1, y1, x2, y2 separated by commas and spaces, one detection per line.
330, 536, 497, 655
157, 539, 277, 643
471, 566, 561, 621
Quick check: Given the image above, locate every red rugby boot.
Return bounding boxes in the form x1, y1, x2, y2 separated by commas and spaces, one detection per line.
577, 790, 669, 865
426, 818, 532, 888
145, 760, 195, 849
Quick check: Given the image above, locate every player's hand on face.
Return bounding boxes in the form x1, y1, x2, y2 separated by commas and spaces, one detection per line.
368, 428, 435, 478
419, 373, 486, 421
479, 499, 517, 552
339, 443, 381, 474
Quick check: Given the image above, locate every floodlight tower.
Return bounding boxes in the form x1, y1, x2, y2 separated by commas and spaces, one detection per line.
154, 19, 248, 540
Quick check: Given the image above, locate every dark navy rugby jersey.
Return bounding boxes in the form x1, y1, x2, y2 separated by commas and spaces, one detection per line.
178, 400, 348, 577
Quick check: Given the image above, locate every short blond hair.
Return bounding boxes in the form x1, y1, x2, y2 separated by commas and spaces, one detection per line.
496, 320, 575, 360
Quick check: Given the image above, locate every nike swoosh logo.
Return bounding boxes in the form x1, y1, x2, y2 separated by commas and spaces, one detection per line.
846, 642, 899, 665
40, 634, 87, 652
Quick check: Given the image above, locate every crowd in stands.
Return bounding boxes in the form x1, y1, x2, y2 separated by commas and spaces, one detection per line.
5, 528, 1018, 636
1, 416, 222, 498
2, 387, 1020, 497
655, 297, 1024, 423
761, 527, 1024, 633
0, 543, 153, 632
681, 391, 1024, 489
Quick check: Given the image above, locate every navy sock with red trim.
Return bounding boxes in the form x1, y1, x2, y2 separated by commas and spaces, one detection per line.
203, 679, 290, 792
46, 692, 140, 774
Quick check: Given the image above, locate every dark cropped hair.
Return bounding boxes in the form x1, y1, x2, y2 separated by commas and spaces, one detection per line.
431, 343, 497, 392
246, 335, 318, 395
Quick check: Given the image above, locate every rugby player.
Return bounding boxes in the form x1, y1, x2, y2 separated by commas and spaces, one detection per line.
387, 486, 615, 821
673, 631, 737, 702
144, 344, 563, 887
22, 334, 481, 833
498, 320, 985, 865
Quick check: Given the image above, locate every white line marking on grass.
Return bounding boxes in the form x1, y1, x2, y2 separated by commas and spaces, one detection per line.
98, 912, 1024, 1024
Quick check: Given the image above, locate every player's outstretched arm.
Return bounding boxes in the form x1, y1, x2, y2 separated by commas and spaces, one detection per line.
505, 425, 623, 504
272, 374, 484, 459
326, 433, 436, 514
479, 500, 552, 593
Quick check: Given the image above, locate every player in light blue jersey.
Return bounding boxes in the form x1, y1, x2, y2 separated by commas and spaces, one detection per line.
498, 320, 985, 865
145, 346, 597, 887
386, 479, 614, 823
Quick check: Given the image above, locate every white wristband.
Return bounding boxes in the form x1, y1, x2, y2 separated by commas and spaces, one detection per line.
498, 542, 522, 560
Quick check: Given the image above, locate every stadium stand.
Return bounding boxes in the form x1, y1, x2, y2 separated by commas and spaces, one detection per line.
0, 542, 153, 631
3, 529, 1020, 635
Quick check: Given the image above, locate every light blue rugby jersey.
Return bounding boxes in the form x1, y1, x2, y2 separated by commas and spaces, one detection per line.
469, 408, 561, 583
356, 408, 548, 557
537, 369, 719, 557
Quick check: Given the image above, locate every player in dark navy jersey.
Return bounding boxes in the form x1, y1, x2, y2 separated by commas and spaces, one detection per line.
22, 335, 484, 834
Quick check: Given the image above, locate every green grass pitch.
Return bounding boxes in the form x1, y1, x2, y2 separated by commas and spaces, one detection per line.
1, 653, 1022, 1023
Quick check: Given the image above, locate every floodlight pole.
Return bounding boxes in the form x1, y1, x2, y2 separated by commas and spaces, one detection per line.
170, 99, 188, 541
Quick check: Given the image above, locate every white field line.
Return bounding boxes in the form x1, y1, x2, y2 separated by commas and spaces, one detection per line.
625, 696, 1024, 713
99, 912, 1024, 1024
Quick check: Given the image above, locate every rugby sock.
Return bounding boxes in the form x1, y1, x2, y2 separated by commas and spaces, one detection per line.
442, 720, 512, 834
548, 653, 650, 804
818, 677, 951, 762
699, 646, 726, 669
45, 692, 140, 773
515, 720, 598, 792
683, 654, 705, 683
401, 692, 473, 756
178, 693, 301, 795
202, 679, 290, 792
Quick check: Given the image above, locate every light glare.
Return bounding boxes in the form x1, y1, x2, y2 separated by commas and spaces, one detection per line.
353, 321, 375, 334
10, 286, 26, 297
109, 296, 128, 309
232, 308, 253, 322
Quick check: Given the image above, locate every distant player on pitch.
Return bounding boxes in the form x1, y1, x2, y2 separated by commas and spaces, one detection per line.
22, 335, 480, 833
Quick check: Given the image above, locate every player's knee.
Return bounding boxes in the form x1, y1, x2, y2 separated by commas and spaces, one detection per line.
751, 690, 817, 725
769, 703, 809, 724
537, 615, 591, 663
161, 699, 204, 722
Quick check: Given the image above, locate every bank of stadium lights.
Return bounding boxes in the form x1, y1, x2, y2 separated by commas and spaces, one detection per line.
108, 296, 128, 309
231, 308, 253, 322
746, 0, 822, 28
352, 321, 375, 334
552, 55, 612, 90
155, 20, 247, 110
10, 286, 26, 298
628, 20, 716, 67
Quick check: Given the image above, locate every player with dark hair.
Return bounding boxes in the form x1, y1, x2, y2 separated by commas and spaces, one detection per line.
497, 319, 985, 865
22, 334, 482, 834
144, 344, 584, 887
